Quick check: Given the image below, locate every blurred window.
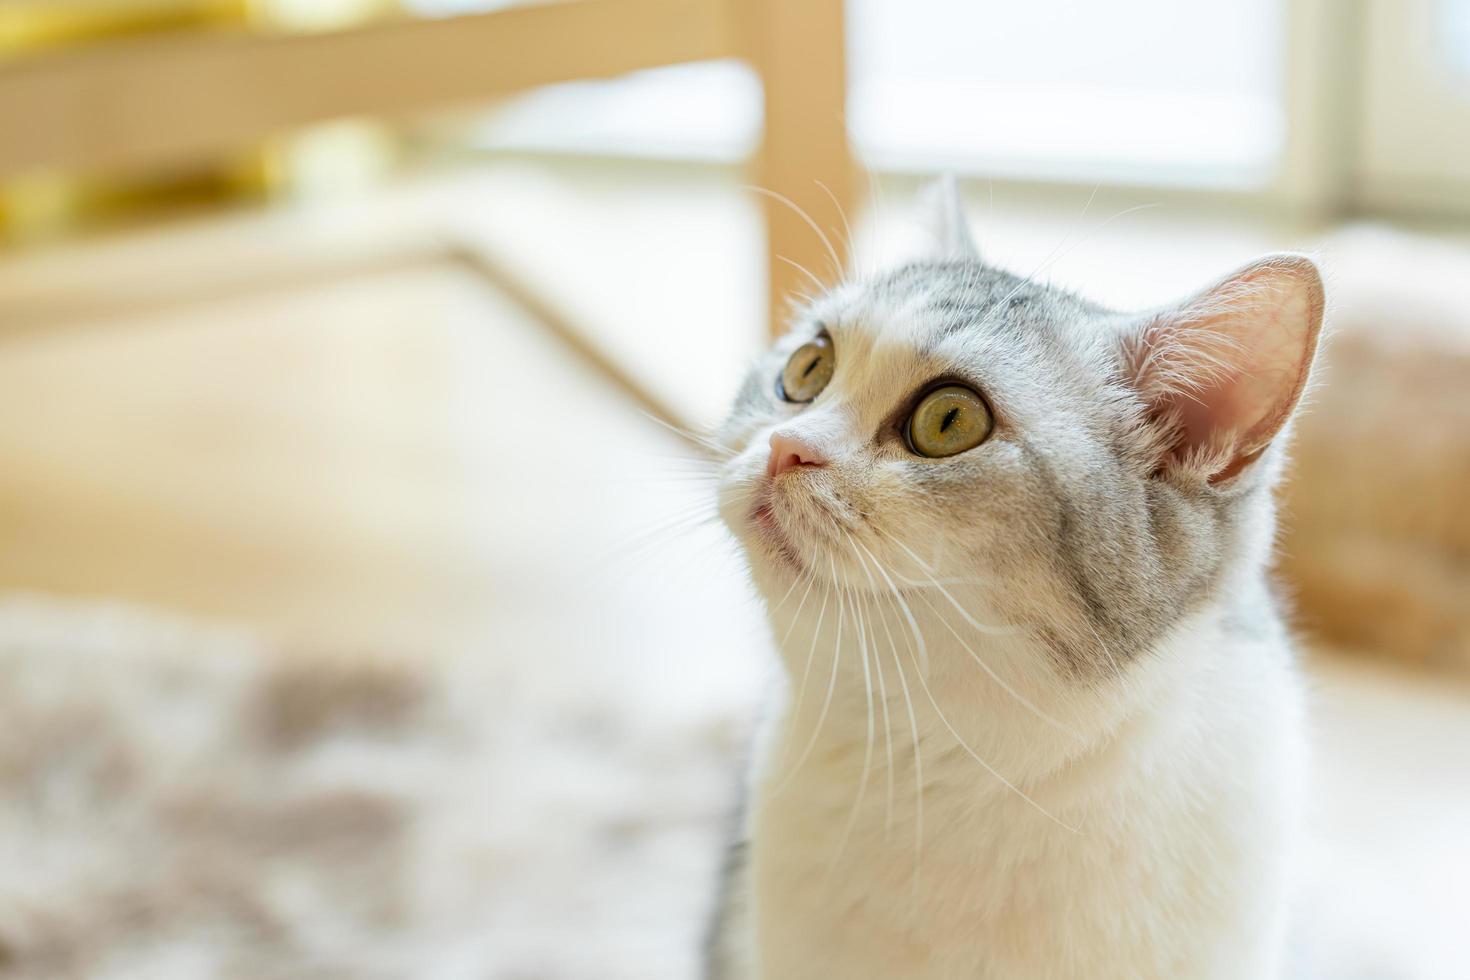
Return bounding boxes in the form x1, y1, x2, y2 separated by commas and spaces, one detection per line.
1448, 0, 1470, 80
463, 0, 1284, 191
1356, 0, 1470, 212
846, 0, 1284, 188
5, 0, 1469, 219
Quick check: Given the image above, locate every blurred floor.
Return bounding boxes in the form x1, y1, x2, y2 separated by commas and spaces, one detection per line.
0, 161, 1465, 975
0, 162, 767, 655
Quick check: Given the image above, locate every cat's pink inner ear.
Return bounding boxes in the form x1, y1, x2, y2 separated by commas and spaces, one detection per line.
1129, 254, 1324, 480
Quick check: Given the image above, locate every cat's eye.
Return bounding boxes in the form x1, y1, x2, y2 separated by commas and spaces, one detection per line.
778, 336, 834, 403
907, 385, 993, 458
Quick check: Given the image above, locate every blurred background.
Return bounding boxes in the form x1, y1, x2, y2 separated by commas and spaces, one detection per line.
0, 0, 1466, 977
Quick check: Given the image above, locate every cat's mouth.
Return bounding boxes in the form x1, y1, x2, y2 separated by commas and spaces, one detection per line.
750, 500, 806, 573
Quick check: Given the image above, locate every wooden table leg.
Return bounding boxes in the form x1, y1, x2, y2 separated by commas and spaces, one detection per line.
741, 0, 856, 341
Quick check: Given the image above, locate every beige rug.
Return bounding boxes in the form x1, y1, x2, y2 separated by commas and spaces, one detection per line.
0, 594, 746, 979
5, 592, 1468, 980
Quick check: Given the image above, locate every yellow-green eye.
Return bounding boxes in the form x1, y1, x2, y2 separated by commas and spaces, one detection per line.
907, 385, 993, 458
779, 336, 834, 403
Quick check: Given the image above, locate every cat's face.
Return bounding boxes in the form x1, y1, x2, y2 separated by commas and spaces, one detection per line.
717, 194, 1323, 677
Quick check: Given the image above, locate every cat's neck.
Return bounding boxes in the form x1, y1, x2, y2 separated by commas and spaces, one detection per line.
763, 593, 1243, 794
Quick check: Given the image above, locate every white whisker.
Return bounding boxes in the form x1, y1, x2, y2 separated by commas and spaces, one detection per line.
745, 185, 844, 282
636, 409, 735, 460
829, 537, 878, 872
913, 588, 1080, 739
897, 604, 1079, 834
853, 537, 1077, 833
840, 532, 898, 840
771, 555, 846, 799
778, 554, 833, 773
870, 575, 925, 905
776, 254, 827, 294
852, 534, 929, 676
868, 527, 1079, 738
814, 179, 856, 273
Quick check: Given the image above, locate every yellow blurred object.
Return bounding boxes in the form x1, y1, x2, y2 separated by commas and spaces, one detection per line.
0, 1, 248, 53
0, 0, 408, 245
250, 0, 401, 33
0, 1, 271, 243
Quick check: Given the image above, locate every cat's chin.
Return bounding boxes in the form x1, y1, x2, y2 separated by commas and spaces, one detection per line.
748, 502, 807, 575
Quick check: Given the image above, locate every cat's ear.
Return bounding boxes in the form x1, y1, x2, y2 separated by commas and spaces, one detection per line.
1119, 253, 1324, 483
919, 175, 977, 260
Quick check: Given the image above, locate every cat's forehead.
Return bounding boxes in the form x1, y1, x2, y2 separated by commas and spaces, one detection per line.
805, 260, 1094, 366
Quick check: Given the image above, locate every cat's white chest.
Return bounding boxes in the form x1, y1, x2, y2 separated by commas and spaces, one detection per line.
744, 630, 1303, 980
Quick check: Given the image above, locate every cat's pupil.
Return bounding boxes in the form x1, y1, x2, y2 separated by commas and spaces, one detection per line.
940, 407, 960, 432
801, 356, 821, 379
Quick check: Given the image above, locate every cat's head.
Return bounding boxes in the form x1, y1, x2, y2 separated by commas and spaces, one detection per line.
716, 182, 1324, 676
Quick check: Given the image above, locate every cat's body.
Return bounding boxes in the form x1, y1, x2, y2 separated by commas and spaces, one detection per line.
707, 186, 1322, 979
710, 595, 1303, 980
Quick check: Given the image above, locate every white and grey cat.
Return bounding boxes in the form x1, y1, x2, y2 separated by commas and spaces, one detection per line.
706, 183, 1323, 979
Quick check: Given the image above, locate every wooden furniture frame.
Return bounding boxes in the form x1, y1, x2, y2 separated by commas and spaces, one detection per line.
0, 0, 854, 391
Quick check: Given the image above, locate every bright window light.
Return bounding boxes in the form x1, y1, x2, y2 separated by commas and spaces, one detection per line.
453, 0, 1286, 189
1444, 0, 1470, 83
847, 0, 1285, 187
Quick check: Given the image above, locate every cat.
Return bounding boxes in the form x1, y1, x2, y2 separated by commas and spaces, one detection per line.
705, 181, 1323, 979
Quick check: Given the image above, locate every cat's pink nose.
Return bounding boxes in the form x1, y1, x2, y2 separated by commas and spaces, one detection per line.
767, 432, 828, 478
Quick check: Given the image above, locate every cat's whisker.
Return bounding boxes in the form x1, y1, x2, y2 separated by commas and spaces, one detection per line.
828, 538, 879, 874
912, 588, 1081, 739
849, 536, 1077, 831
622, 499, 724, 529
600, 508, 725, 569
1050, 201, 1167, 290
860, 162, 886, 286
1020, 202, 1163, 298
777, 549, 834, 775
632, 446, 721, 465
601, 525, 724, 576
770, 555, 818, 621
893, 600, 1079, 835
744, 185, 845, 283
872, 581, 924, 905
863, 534, 1092, 735
867, 523, 937, 576
636, 409, 735, 460
868, 590, 897, 839
814, 179, 856, 277
621, 464, 718, 480
868, 529, 1077, 736
871, 531, 1017, 637
614, 471, 720, 490
890, 574, 993, 590
967, 191, 1160, 344
851, 535, 930, 677
612, 510, 723, 554
1073, 608, 1124, 679
776, 254, 828, 295
630, 455, 720, 475
963, 183, 1102, 337
842, 530, 897, 839
778, 284, 827, 328
770, 554, 847, 800
861, 541, 952, 901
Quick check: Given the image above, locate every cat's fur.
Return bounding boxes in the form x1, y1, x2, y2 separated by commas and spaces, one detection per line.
706, 183, 1323, 979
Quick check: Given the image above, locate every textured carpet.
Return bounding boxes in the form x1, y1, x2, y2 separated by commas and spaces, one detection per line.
0, 594, 746, 979
3, 592, 1466, 979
